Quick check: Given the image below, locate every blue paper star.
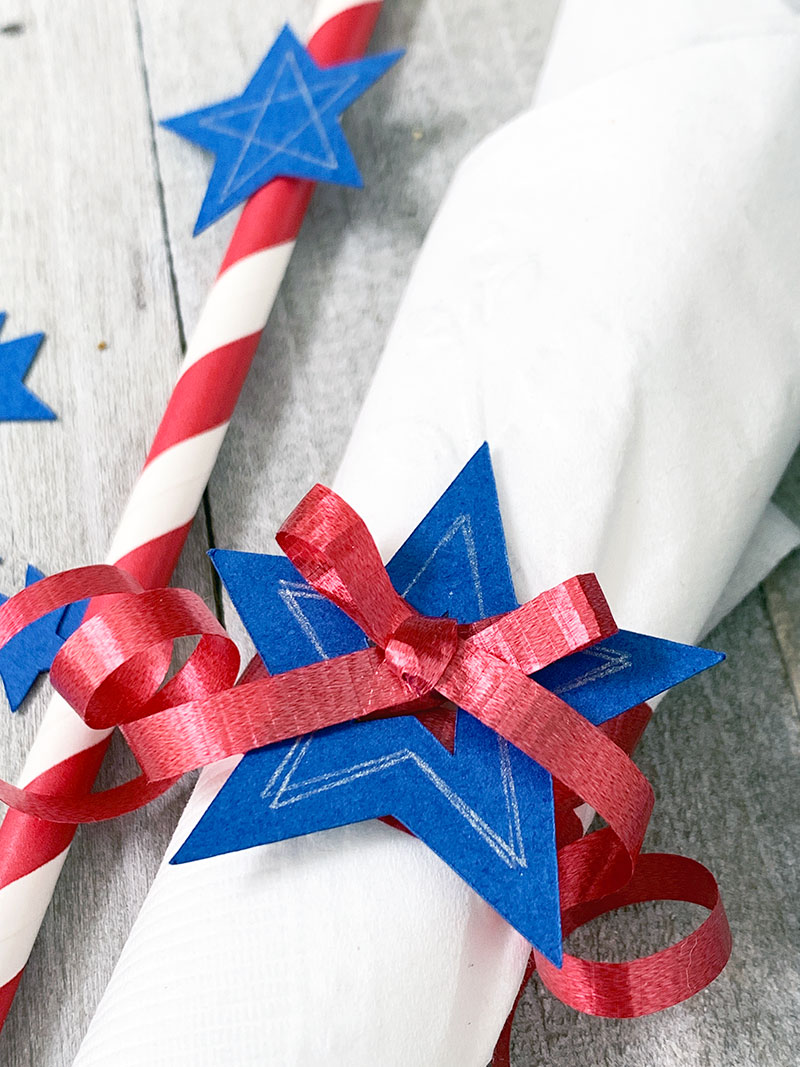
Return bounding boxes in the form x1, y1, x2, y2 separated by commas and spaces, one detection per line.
0, 566, 85, 711
173, 446, 723, 964
0, 313, 55, 422
162, 25, 403, 234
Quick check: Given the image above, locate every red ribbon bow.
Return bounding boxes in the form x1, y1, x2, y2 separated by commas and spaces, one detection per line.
0, 485, 731, 1038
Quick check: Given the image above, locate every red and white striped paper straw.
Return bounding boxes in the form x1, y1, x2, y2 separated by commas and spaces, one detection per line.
0, 0, 384, 1026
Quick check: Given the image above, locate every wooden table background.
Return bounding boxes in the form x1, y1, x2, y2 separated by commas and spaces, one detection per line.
1, 0, 798, 1063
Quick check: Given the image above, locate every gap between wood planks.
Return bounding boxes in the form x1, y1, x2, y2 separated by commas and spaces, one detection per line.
763, 444, 800, 716
130, 0, 224, 624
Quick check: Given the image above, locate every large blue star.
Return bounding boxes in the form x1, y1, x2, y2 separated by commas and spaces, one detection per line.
0, 312, 55, 422
162, 25, 402, 234
0, 566, 85, 711
173, 446, 723, 964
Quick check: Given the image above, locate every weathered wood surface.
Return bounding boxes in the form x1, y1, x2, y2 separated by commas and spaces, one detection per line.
0, 0, 797, 1064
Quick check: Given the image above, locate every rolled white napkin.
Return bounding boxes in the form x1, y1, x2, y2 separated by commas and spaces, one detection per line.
75, 3, 800, 1065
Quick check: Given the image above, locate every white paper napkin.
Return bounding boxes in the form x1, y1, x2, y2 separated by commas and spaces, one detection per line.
75, 3, 800, 1064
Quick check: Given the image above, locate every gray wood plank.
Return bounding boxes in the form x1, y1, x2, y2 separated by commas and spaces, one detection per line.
0, 1, 213, 1064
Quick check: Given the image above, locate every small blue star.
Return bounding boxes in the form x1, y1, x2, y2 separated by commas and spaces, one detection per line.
0, 312, 55, 422
0, 566, 85, 711
162, 25, 403, 235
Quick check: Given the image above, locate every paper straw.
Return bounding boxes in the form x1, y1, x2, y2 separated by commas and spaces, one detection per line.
0, 0, 385, 1027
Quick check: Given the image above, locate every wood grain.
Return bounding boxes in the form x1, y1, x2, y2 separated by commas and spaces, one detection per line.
0, 0, 797, 1064
0, 1, 213, 1063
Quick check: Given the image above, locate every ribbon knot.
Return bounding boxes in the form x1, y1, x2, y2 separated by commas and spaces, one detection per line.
382, 613, 459, 696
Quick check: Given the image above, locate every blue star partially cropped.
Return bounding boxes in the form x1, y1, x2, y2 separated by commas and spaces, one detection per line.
161, 25, 403, 234
0, 566, 85, 711
0, 312, 55, 422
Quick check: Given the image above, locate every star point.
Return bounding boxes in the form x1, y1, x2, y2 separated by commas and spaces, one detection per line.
0, 313, 55, 422
0, 566, 86, 711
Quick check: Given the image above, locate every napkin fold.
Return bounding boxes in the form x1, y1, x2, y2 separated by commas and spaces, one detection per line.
75, 3, 800, 1064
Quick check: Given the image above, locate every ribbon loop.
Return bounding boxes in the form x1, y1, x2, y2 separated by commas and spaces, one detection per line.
0, 569, 239, 822
535, 852, 732, 1017
277, 484, 409, 643
464, 573, 616, 673
52, 587, 239, 729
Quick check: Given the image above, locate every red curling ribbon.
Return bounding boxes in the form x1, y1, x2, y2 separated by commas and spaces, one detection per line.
490, 854, 731, 1067
538, 852, 732, 1016
0, 487, 731, 1025
0, 567, 240, 821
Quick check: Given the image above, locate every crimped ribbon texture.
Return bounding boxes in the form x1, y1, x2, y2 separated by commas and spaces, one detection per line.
0, 485, 731, 1029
